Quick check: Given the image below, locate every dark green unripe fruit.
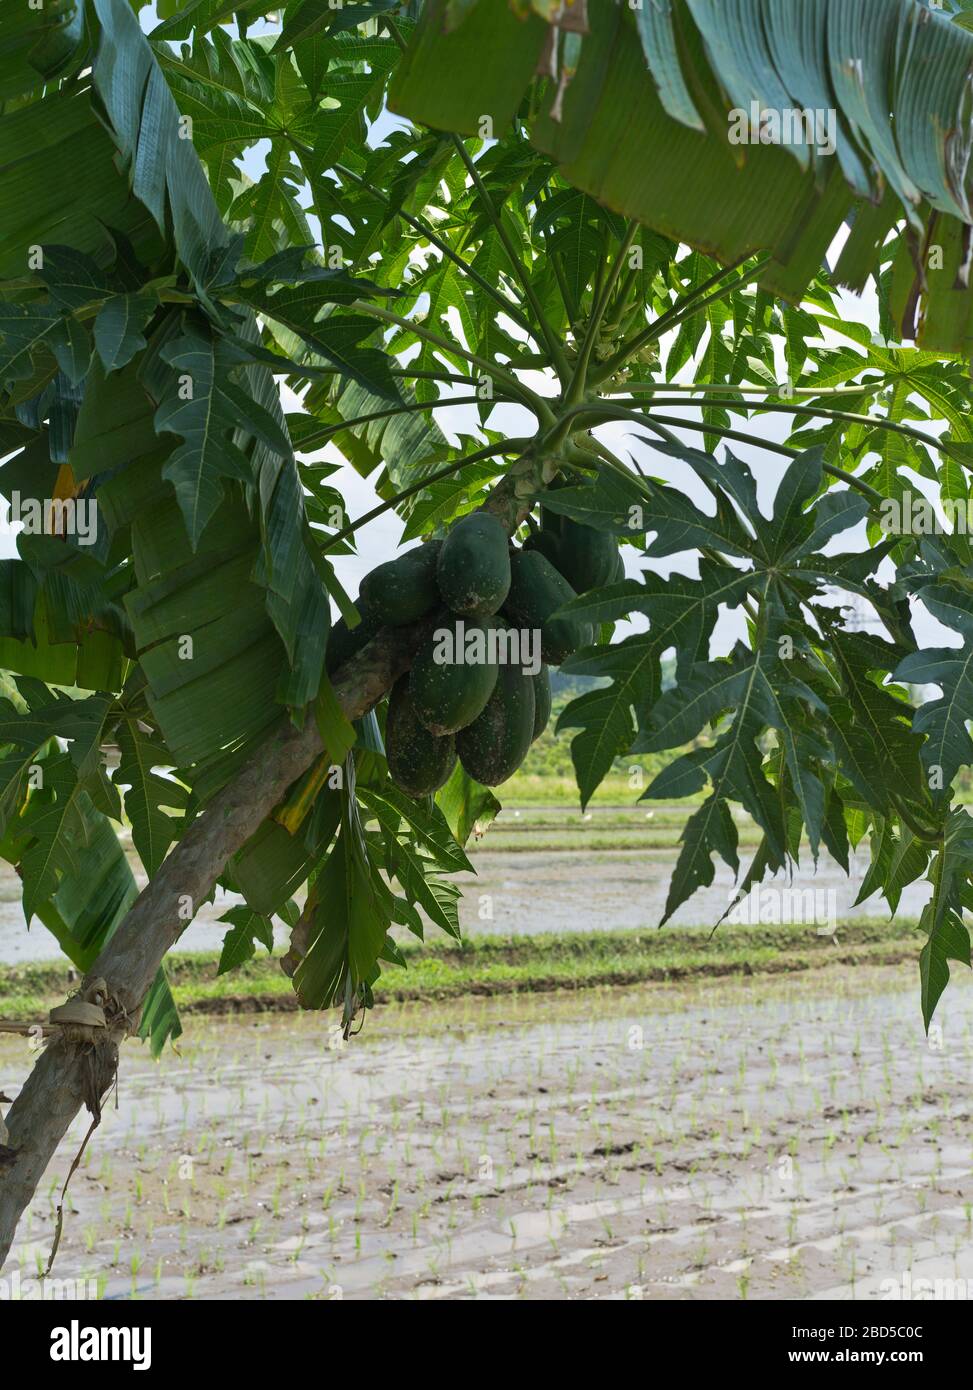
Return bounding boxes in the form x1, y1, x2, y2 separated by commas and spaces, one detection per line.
537, 478, 568, 543
504, 549, 591, 665
385, 676, 456, 798
326, 602, 383, 674
557, 517, 617, 594
457, 662, 536, 787
437, 512, 511, 616
531, 662, 552, 741
359, 541, 442, 627
408, 614, 500, 735
540, 502, 563, 537
523, 527, 563, 570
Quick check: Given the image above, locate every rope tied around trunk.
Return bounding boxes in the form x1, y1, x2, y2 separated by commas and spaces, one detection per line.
0, 975, 135, 1044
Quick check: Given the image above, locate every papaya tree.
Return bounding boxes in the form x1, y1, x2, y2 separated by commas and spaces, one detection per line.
2, 0, 973, 1265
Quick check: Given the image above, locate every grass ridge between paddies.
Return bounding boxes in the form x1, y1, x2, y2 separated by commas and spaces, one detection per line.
0, 920, 925, 1025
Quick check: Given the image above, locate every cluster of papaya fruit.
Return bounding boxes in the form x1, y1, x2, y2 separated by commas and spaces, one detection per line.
325, 499, 619, 799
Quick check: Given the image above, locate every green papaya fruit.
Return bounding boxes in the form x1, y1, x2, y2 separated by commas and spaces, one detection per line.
557, 517, 617, 593
385, 676, 457, 798
325, 602, 383, 674
531, 662, 552, 741
408, 614, 500, 734
359, 540, 442, 627
523, 527, 563, 569
456, 661, 536, 787
503, 549, 591, 665
437, 512, 511, 616
540, 499, 563, 537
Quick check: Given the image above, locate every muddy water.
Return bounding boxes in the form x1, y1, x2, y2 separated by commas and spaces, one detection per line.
2, 963, 970, 1300
455, 846, 928, 938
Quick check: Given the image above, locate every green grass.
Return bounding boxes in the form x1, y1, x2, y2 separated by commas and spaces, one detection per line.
476, 803, 760, 852
1, 918, 921, 1025
499, 773, 699, 807
474, 827, 765, 853
504, 767, 973, 809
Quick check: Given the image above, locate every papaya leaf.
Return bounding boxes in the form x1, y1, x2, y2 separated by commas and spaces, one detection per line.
436, 762, 501, 847
94, 292, 158, 373
920, 810, 973, 1029
292, 823, 394, 1012
896, 579, 973, 807
557, 563, 751, 806
658, 795, 739, 928
154, 322, 291, 547
217, 904, 275, 975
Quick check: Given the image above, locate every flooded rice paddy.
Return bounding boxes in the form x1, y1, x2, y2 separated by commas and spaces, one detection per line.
2, 963, 970, 1300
